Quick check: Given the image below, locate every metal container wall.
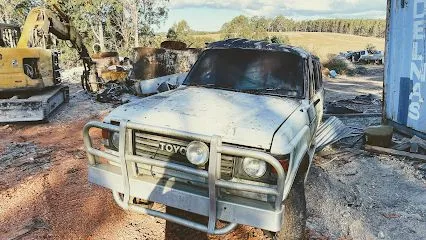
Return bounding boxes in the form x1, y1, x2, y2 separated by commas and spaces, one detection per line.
385, 0, 426, 136
132, 47, 202, 80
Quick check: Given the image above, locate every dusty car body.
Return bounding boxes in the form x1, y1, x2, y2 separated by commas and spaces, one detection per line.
83, 39, 324, 235
346, 50, 384, 64
358, 50, 384, 64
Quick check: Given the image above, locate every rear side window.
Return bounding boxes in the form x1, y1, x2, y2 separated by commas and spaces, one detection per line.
313, 61, 322, 91
0, 26, 20, 48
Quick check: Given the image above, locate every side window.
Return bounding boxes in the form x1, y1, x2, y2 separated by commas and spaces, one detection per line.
314, 61, 322, 91
313, 61, 319, 91
308, 60, 315, 98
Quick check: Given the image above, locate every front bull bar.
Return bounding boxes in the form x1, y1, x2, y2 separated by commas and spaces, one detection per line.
83, 120, 286, 234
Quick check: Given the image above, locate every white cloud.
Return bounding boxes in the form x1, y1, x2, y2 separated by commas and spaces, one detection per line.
170, 0, 386, 18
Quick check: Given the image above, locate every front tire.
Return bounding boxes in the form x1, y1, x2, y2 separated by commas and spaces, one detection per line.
275, 170, 307, 240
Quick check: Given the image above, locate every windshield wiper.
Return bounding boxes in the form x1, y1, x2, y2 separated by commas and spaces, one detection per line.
188, 84, 242, 92
242, 88, 291, 97
243, 88, 281, 93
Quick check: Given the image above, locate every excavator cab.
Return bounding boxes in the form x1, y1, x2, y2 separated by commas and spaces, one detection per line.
0, 21, 61, 93
0, 24, 20, 48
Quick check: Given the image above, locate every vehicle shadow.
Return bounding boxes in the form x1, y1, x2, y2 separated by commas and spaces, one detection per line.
164, 207, 209, 240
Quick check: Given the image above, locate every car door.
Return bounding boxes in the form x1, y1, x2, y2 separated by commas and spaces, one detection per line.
312, 60, 324, 128
306, 59, 318, 138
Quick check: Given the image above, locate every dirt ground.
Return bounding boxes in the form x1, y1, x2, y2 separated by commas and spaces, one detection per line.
1, 65, 426, 240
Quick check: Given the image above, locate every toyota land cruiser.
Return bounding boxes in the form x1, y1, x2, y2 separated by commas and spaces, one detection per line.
83, 38, 324, 239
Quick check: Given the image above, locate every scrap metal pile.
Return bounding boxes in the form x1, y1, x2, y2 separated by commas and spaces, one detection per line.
315, 116, 363, 152
92, 42, 201, 103
325, 94, 382, 116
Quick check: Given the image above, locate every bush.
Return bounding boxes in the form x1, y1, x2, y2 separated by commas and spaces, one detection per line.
187, 36, 216, 48
270, 35, 290, 45
58, 45, 81, 69
323, 54, 354, 75
366, 43, 376, 52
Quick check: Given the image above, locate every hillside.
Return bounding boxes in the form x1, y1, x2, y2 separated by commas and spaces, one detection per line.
193, 32, 385, 61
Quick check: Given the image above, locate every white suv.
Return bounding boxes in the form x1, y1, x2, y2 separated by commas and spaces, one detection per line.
83, 38, 324, 239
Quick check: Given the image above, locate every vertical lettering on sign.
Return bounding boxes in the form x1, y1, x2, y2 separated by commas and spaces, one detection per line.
409, 0, 426, 121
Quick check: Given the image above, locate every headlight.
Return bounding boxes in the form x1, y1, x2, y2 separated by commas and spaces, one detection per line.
242, 157, 267, 178
110, 132, 120, 150
186, 141, 209, 166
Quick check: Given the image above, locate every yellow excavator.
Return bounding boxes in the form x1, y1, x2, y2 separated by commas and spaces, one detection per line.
0, 4, 127, 122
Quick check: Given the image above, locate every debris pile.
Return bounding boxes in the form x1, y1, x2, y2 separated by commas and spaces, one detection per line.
96, 80, 138, 103
394, 136, 426, 154
91, 44, 201, 104
325, 94, 382, 115
0, 142, 52, 172
361, 124, 426, 177
365, 135, 426, 164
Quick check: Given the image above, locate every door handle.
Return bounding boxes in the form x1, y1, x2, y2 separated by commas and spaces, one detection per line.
314, 99, 321, 106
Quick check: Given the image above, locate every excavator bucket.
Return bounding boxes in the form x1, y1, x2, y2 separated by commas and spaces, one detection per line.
0, 85, 69, 123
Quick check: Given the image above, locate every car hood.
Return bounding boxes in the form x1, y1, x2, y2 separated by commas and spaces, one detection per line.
105, 87, 301, 149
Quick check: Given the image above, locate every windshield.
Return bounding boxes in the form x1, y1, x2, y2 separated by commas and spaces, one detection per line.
183, 49, 305, 98
0, 26, 20, 48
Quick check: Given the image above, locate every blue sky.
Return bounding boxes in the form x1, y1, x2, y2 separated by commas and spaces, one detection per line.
157, 0, 387, 32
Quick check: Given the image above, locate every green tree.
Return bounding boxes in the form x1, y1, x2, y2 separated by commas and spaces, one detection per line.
220, 16, 386, 39
220, 15, 268, 40
270, 15, 287, 32
250, 16, 269, 40
136, 0, 169, 47
0, 0, 42, 24
166, 28, 177, 40
169, 20, 192, 43
220, 15, 252, 39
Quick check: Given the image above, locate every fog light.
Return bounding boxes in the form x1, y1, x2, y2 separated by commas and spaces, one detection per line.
186, 141, 209, 166
243, 157, 267, 178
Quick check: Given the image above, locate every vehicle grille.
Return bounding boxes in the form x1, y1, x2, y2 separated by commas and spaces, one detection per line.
134, 131, 234, 180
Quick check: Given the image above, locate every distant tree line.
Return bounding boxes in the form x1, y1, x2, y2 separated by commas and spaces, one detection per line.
222, 15, 386, 39
166, 19, 290, 48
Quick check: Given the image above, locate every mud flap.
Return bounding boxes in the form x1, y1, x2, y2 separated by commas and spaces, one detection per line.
0, 85, 69, 123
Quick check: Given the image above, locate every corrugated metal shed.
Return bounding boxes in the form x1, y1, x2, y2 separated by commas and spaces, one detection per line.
385, 0, 426, 138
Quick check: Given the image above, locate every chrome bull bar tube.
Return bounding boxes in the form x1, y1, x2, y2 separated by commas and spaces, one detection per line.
112, 191, 238, 235
83, 120, 287, 234
83, 121, 120, 164
219, 146, 285, 210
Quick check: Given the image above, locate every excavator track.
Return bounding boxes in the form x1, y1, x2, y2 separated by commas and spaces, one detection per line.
0, 85, 69, 123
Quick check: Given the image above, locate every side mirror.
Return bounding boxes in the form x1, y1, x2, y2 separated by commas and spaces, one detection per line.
314, 99, 321, 106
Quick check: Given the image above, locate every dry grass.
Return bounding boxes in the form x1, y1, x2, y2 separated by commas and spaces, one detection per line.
192, 32, 385, 62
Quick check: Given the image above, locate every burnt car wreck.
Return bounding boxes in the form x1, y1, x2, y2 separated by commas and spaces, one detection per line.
83, 38, 324, 239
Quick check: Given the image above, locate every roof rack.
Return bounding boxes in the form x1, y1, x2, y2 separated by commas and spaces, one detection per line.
207, 38, 313, 59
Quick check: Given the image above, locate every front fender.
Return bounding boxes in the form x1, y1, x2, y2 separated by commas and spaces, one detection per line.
270, 106, 312, 200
